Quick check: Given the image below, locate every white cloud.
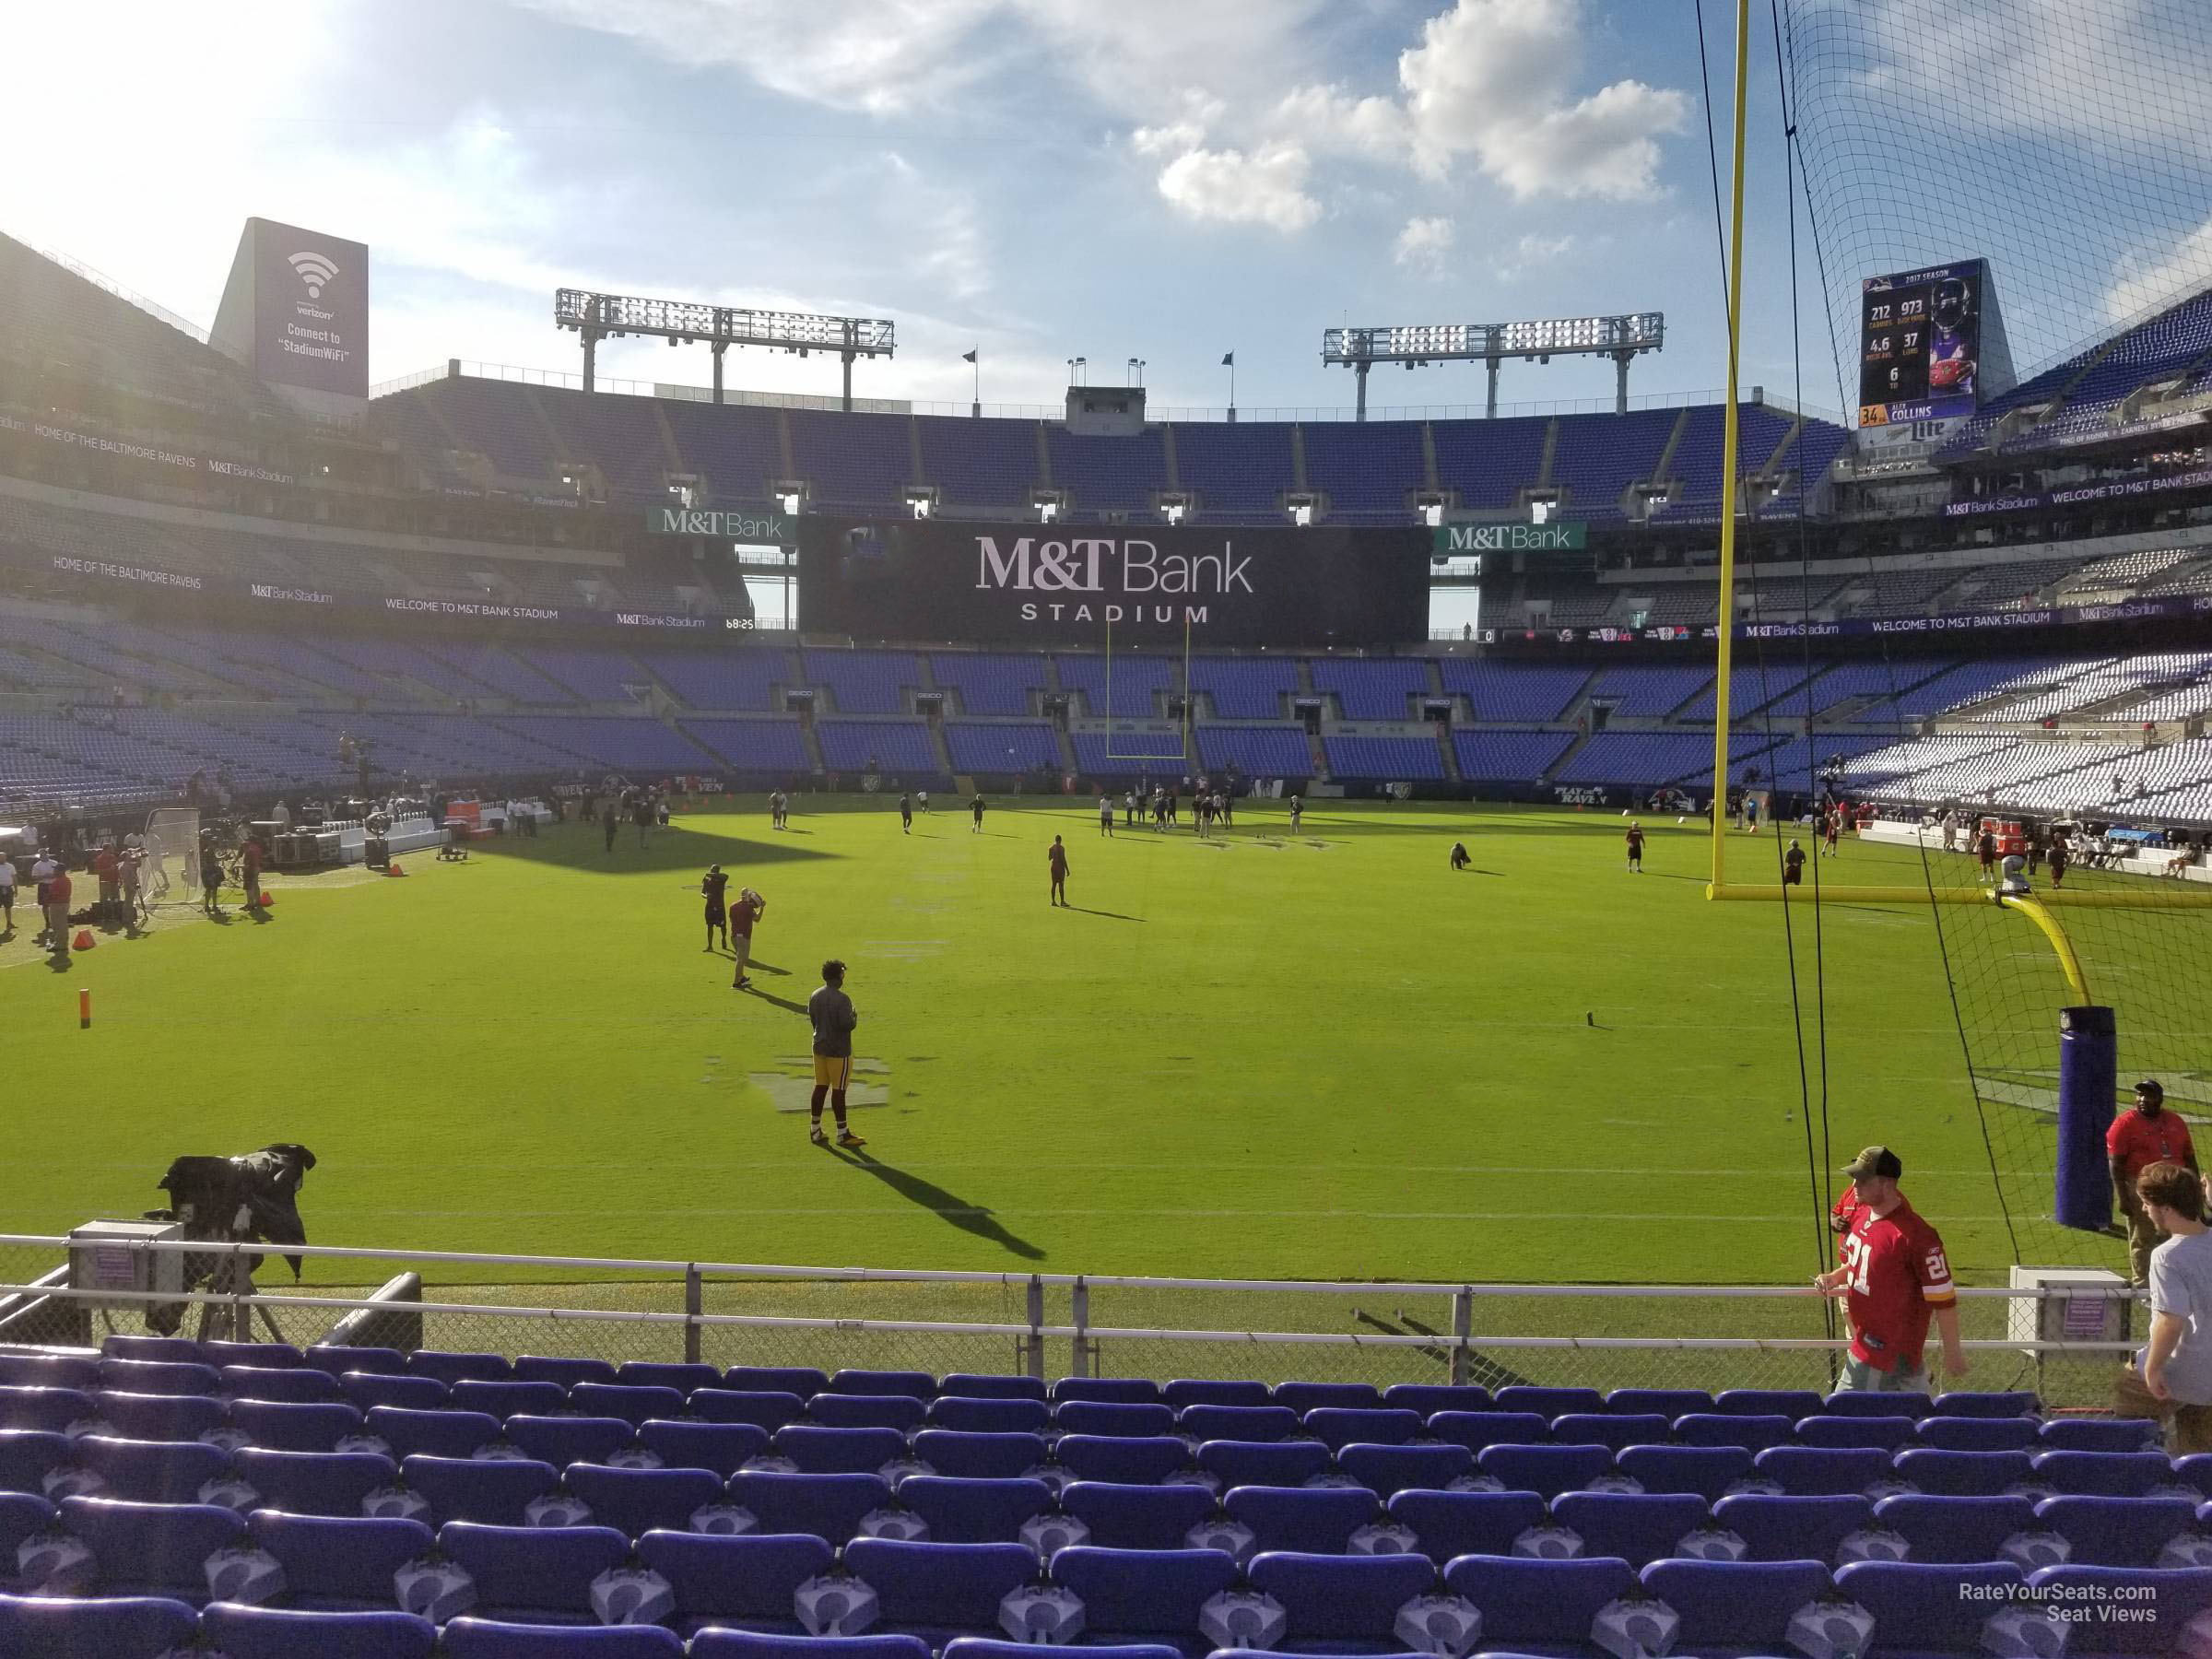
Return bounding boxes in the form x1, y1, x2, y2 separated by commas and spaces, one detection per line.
1018, 0, 1331, 118
1272, 83, 1411, 159
517, 0, 1325, 125
2106, 218, 2212, 327
1133, 121, 1208, 159
1841, 0, 2212, 161
1393, 215, 1456, 275
1398, 0, 1688, 198
1490, 230, 1576, 279
1154, 142, 1322, 232
882, 152, 994, 302
1131, 0, 1687, 240
513, 0, 1008, 116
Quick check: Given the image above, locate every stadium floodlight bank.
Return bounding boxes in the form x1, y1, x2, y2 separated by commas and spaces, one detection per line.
554, 288, 895, 409
1323, 313, 1665, 419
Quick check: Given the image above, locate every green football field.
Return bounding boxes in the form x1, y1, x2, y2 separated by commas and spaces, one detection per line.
0, 799, 2090, 1288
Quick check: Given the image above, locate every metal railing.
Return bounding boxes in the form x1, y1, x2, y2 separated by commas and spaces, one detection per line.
365, 365, 1849, 429
35, 246, 211, 345
0, 1235, 2135, 1409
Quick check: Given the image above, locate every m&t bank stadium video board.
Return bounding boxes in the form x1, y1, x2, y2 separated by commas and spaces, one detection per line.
1858, 257, 2014, 427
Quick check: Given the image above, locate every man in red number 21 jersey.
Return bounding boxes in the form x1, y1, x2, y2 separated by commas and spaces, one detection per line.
1815, 1145, 1967, 1391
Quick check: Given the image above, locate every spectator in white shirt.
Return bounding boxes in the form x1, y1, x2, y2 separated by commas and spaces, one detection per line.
29, 853, 57, 947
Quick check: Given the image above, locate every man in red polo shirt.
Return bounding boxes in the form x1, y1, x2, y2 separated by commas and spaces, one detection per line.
1815, 1145, 1967, 1391
2111, 1079, 2198, 1286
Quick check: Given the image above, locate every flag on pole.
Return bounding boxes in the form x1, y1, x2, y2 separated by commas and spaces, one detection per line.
961, 348, 978, 363
1221, 352, 1234, 366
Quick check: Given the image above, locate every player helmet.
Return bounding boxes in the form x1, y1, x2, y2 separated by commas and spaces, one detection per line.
1931, 276, 1971, 332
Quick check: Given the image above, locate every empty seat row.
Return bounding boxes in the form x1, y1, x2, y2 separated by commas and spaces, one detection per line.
6, 1418, 2197, 1517
6, 1510, 2209, 1658
4, 1376, 2096, 1453
16, 1453, 2212, 1570
44, 1349, 2052, 1422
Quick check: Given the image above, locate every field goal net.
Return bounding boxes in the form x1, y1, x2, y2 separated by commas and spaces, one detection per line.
1745, 0, 2212, 1265
145, 808, 200, 905
1100, 612, 1192, 771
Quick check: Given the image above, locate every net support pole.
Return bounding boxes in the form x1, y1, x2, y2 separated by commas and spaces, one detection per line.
2055, 1005, 2117, 1232
1707, 0, 1752, 897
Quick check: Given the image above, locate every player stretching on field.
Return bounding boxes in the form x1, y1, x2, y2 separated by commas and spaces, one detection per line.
730, 887, 765, 988
806, 959, 865, 1147
1048, 835, 1070, 905
1625, 820, 1645, 873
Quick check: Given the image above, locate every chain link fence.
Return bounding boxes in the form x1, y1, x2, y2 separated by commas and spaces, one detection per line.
0, 1236, 2137, 1412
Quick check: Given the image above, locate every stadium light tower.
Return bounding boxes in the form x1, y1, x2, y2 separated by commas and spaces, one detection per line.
1321, 313, 1664, 419
553, 289, 895, 409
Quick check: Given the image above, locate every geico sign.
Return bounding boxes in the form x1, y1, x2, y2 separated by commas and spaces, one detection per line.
975, 535, 1253, 595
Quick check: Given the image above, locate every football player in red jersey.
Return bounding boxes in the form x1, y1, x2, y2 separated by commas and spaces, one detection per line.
1814, 1146, 1967, 1390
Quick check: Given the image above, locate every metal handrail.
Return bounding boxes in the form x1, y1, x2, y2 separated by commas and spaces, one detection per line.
0, 1281, 2139, 1353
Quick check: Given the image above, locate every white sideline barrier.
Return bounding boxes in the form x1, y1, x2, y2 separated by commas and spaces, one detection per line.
1862, 818, 2211, 882
335, 814, 441, 865
1859, 819, 1950, 853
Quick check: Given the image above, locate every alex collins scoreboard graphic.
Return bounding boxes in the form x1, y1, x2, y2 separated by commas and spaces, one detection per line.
1858, 257, 2013, 427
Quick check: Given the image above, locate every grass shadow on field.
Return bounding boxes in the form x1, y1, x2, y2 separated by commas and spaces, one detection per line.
475, 823, 833, 876
829, 1147, 1045, 1260
1065, 906, 1145, 922
738, 983, 810, 1015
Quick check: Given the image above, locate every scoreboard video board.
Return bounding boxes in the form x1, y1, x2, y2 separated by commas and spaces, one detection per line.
1858, 257, 2011, 427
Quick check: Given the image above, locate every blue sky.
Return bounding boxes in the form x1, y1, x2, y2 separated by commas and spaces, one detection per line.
8, 1, 2207, 420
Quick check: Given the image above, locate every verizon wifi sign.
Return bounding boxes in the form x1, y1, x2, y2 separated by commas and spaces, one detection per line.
797, 516, 1429, 646
210, 217, 371, 409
